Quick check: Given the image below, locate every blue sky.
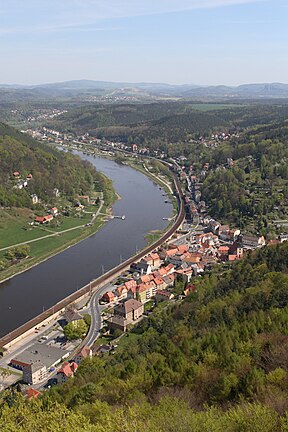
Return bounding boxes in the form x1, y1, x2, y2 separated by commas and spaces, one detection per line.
0, 0, 287, 85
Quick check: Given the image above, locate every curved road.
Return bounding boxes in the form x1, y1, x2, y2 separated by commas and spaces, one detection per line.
84, 283, 111, 347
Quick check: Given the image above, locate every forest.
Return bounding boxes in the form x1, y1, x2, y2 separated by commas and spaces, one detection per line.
201, 121, 288, 235
0, 122, 114, 208
43, 101, 288, 145
2, 242, 288, 430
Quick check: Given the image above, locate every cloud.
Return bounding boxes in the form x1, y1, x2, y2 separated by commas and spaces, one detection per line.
0, 0, 266, 36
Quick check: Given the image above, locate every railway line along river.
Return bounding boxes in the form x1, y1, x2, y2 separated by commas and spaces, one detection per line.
0, 153, 173, 338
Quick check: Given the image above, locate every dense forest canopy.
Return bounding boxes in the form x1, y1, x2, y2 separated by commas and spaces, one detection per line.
2, 243, 288, 430
0, 122, 112, 208
43, 101, 288, 145
201, 122, 288, 233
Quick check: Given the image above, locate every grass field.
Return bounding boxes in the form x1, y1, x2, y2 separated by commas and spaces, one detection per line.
0, 206, 107, 282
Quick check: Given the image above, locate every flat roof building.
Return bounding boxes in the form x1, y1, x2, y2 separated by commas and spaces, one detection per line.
10, 343, 70, 385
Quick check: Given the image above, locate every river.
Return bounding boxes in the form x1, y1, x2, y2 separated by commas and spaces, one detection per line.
0, 153, 173, 337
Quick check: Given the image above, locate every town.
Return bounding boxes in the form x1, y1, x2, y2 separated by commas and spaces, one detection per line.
0, 121, 287, 402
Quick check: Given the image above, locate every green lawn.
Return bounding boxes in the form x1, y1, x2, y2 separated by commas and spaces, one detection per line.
0, 213, 106, 282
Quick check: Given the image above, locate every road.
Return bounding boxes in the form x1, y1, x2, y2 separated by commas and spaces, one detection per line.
83, 283, 113, 347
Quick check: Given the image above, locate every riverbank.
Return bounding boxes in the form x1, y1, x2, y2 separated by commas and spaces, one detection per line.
0, 190, 117, 284
0, 145, 177, 285
0, 154, 176, 338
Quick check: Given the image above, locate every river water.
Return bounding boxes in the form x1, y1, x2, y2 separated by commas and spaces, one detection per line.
0, 153, 173, 337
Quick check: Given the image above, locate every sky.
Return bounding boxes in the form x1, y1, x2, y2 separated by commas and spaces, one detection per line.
0, 0, 287, 85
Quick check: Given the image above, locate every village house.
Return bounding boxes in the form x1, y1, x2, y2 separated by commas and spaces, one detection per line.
240, 234, 266, 249
25, 388, 41, 400
136, 281, 156, 302
279, 233, 288, 243
156, 290, 174, 301
183, 284, 197, 297
57, 361, 78, 384
108, 298, 144, 332
115, 285, 128, 300
175, 268, 193, 283
162, 273, 175, 287
102, 291, 116, 304
78, 195, 90, 204
142, 253, 161, 270
130, 260, 152, 275
50, 207, 58, 216
34, 215, 54, 224
73, 345, 92, 365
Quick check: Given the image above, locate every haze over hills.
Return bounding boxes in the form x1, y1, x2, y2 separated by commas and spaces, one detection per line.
1, 80, 288, 100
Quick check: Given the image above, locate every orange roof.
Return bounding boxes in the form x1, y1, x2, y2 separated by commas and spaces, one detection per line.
58, 361, 78, 377
26, 388, 41, 400
76, 345, 91, 359
137, 284, 147, 293
177, 245, 189, 253
140, 274, 153, 283
218, 246, 229, 252
117, 285, 128, 295
124, 280, 137, 290
228, 255, 238, 261
35, 216, 45, 223
150, 253, 160, 260
154, 277, 164, 285
165, 248, 178, 257
103, 291, 115, 300
44, 215, 53, 221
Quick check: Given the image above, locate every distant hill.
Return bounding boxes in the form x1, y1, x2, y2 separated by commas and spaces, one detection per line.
1, 80, 288, 100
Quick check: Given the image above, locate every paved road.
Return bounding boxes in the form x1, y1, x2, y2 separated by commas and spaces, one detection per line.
84, 283, 113, 347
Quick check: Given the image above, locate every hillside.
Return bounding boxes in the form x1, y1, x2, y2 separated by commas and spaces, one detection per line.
0, 122, 115, 280
0, 122, 109, 207
2, 243, 288, 430
200, 120, 288, 236
2, 80, 288, 101
42, 102, 288, 147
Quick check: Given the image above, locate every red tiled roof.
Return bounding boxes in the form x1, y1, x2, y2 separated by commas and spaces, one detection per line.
154, 277, 164, 285
218, 246, 229, 252
35, 216, 45, 223
76, 345, 91, 359
124, 280, 137, 290
26, 388, 41, 400
165, 248, 178, 257
140, 274, 153, 283
44, 215, 53, 221
150, 253, 160, 261
58, 361, 78, 377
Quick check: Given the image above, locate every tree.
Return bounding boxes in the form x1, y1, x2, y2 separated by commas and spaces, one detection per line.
63, 319, 88, 341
